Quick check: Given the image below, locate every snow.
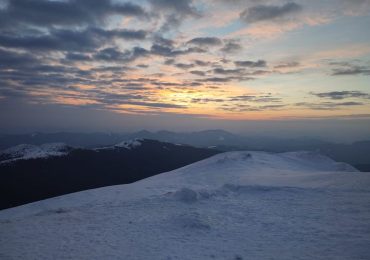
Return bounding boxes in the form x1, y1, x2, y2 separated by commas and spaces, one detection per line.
1, 151, 370, 259
114, 138, 143, 149
0, 143, 71, 164
94, 138, 143, 151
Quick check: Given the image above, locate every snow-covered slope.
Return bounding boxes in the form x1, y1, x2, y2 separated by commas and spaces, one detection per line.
0, 143, 71, 164
1, 151, 369, 260
0, 138, 145, 163
94, 138, 143, 151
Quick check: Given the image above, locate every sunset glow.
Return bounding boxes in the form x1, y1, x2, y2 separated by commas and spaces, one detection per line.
0, 0, 369, 134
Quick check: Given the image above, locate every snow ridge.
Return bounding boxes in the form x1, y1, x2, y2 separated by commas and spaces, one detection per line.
0, 143, 71, 164
93, 138, 144, 151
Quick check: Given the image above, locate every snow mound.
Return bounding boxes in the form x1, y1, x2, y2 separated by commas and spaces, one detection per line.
0, 143, 71, 164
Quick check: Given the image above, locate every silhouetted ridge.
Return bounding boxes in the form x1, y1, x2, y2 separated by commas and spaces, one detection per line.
0, 139, 220, 209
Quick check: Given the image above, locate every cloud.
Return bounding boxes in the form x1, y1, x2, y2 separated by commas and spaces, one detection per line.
198, 92, 286, 113
240, 2, 303, 24
149, 0, 200, 32
259, 104, 286, 110
150, 43, 206, 57
228, 95, 281, 103
234, 60, 267, 67
295, 101, 364, 110
94, 48, 126, 61
151, 44, 182, 56
311, 91, 370, 100
0, 27, 148, 52
91, 42, 207, 63
191, 98, 225, 103
91, 28, 148, 40
194, 60, 212, 66
332, 66, 370, 76
199, 76, 254, 83
190, 70, 206, 76
0, 48, 38, 68
111, 100, 187, 109
187, 37, 223, 47
220, 103, 286, 112
93, 46, 150, 62
64, 52, 92, 62
152, 35, 175, 47
220, 41, 243, 53
174, 63, 194, 69
329, 61, 370, 76
0, 0, 147, 29
164, 59, 175, 65
149, 0, 198, 16
213, 68, 245, 75
274, 62, 300, 69
190, 93, 284, 113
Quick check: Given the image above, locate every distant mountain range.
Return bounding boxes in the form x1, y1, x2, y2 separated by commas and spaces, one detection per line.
1, 130, 369, 170
0, 139, 219, 209
0, 130, 243, 149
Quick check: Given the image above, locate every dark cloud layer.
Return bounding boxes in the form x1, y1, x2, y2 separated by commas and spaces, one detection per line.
149, 0, 198, 16
240, 2, 303, 23
329, 61, 370, 76
213, 68, 245, 75
0, 27, 148, 53
0, 0, 269, 112
187, 37, 223, 46
0, 0, 146, 29
220, 41, 243, 53
149, 0, 200, 32
150, 44, 205, 57
311, 91, 370, 100
234, 60, 267, 67
296, 101, 363, 110
332, 66, 370, 76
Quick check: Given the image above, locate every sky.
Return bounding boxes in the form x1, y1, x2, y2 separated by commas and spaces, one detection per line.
0, 0, 369, 140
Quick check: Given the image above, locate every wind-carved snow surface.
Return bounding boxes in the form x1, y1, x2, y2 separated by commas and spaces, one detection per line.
0, 143, 71, 164
1, 151, 370, 260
